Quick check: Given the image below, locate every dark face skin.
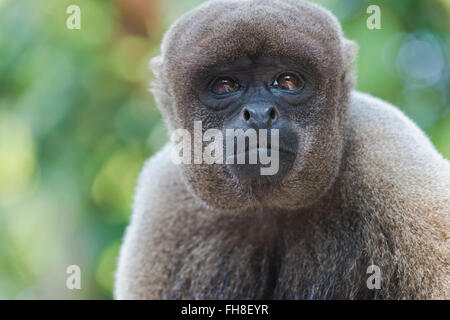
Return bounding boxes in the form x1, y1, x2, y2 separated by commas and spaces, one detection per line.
174, 53, 344, 212
197, 55, 316, 188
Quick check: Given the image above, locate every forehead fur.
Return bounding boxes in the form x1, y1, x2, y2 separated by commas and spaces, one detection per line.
159, 0, 346, 80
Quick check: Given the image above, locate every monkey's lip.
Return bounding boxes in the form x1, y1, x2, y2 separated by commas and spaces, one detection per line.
226, 147, 295, 161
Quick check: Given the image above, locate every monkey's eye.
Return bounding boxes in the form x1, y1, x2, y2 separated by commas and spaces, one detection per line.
211, 77, 240, 94
272, 72, 304, 91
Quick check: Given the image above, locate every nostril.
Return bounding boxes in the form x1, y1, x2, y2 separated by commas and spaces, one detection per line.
269, 108, 276, 120
243, 109, 251, 121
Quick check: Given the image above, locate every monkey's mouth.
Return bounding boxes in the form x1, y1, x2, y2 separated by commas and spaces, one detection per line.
226, 145, 296, 184
225, 146, 295, 165
226, 141, 296, 160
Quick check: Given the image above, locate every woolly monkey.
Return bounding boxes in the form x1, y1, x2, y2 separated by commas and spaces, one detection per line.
115, 0, 450, 299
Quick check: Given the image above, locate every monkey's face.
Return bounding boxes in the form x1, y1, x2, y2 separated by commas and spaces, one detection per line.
152, 0, 356, 211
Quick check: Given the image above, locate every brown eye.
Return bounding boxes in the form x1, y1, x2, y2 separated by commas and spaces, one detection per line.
211, 77, 240, 94
273, 72, 304, 91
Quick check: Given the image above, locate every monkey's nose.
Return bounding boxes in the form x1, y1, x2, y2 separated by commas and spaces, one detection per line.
241, 104, 279, 129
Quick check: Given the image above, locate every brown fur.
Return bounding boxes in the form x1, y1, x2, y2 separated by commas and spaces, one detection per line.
115, 0, 450, 299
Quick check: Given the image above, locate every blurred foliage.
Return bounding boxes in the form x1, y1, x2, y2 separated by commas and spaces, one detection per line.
0, 0, 448, 299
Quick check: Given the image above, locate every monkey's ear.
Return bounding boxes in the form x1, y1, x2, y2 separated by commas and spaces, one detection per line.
342, 39, 358, 71
149, 55, 176, 127
149, 55, 163, 78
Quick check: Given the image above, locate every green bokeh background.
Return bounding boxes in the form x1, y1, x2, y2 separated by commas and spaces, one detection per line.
0, 0, 449, 299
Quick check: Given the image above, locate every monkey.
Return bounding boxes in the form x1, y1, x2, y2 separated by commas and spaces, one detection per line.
115, 0, 450, 299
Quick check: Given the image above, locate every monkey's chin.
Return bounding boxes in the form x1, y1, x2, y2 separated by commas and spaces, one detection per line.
226, 149, 295, 198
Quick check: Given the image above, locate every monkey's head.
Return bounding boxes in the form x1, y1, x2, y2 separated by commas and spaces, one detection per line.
151, 0, 357, 212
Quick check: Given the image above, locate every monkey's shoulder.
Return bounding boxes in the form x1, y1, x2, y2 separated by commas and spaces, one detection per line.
346, 91, 450, 183
345, 90, 450, 229
132, 143, 203, 219
115, 145, 215, 299
348, 91, 442, 157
